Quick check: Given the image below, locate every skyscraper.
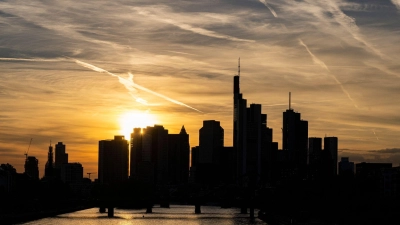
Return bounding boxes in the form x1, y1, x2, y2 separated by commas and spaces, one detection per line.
324, 136, 338, 176
55, 142, 68, 169
130, 125, 189, 185
98, 135, 129, 186
24, 156, 39, 180
44, 143, 54, 178
168, 126, 190, 184
233, 60, 273, 185
282, 93, 308, 177
194, 120, 224, 184
199, 120, 224, 164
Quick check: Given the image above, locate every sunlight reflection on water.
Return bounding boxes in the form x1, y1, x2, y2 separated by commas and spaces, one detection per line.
23, 205, 266, 225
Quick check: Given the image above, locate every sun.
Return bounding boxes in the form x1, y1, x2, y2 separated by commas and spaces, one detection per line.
119, 111, 158, 140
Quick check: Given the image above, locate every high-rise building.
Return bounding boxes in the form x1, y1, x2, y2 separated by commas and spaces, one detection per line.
55, 142, 68, 169
44, 143, 54, 178
308, 137, 322, 165
324, 136, 338, 176
131, 125, 189, 185
308, 137, 322, 180
98, 135, 129, 186
199, 120, 224, 164
24, 156, 39, 180
233, 60, 274, 186
282, 93, 308, 174
194, 120, 224, 184
168, 126, 190, 184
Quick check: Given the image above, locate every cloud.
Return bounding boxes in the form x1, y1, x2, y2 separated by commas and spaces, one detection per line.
258, 0, 278, 18
133, 7, 255, 43
298, 39, 358, 108
391, 0, 400, 10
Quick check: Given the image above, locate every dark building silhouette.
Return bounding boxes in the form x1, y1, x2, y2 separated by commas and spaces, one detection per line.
98, 135, 129, 186
356, 162, 392, 196
0, 164, 17, 193
55, 142, 68, 168
308, 137, 322, 180
193, 120, 224, 184
168, 126, 190, 184
24, 156, 39, 180
282, 93, 308, 178
130, 125, 189, 185
324, 136, 338, 176
61, 163, 83, 184
233, 61, 274, 186
44, 143, 54, 178
338, 157, 354, 177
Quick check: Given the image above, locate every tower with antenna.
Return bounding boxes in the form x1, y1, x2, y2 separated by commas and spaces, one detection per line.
282, 92, 308, 178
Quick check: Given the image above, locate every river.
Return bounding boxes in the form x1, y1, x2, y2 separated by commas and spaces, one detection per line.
22, 205, 266, 225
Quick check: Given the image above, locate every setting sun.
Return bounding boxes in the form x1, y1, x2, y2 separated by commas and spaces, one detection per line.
119, 111, 158, 139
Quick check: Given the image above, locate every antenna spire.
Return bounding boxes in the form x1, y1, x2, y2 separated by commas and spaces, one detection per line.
289, 92, 291, 110
238, 57, 240, 77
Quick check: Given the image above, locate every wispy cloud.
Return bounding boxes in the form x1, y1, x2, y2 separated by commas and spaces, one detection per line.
299, 39, 358, 108
258, 0, 278, 18
134, 7, 255, 43
391, 0, 400, 10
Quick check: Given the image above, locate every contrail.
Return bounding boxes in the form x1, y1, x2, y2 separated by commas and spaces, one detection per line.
74, 59, 202, 113
134, 8, 254, 43
0, 57, 65, 62
299, 39, 358, 108
259, 0, 278, 18
299, 39, 329, 71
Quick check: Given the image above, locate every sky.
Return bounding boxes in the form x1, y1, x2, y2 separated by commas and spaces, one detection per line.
1, 0, 400, 180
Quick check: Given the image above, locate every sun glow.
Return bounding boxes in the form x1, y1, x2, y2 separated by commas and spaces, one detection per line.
119, 111, 158, 139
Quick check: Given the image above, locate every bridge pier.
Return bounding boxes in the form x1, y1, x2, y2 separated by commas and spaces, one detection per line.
146, 206, 153, 213
107, 207, 114, 217
99, 207, 106, 213
250, 206, 254, 219
240, 207, 248, 214
195, 204, 201, 214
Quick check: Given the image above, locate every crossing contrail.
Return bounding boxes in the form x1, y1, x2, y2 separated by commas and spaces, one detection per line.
74, 59, 202, 113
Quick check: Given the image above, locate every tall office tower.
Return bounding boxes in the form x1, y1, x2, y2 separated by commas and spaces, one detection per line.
233, 60, 273, 186
324, 136, 338, 176
199, 120, 224, 164
61, 163, 83, 183
24, 156, 39, 180
44, 143, 54, 178
98, 135, 129, 186
308, 137, 322, 165
308, 137, 322, 180
131, 125, 178, 185
55, 142, 68, 169
168, 126, 190, 184
195, 120, 224, 184
282, 93, 308, 176
130, 128, 142, 179
233, 60, 247, 183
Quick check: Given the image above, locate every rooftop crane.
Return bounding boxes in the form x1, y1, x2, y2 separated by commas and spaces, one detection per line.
87, 172, 96, 179
24, 138, 33, 159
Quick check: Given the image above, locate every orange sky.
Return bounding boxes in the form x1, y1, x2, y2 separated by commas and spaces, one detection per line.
1, 0, 400, 180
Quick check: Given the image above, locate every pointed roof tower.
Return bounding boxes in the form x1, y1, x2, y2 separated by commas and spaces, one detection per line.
180, 125, 187, 135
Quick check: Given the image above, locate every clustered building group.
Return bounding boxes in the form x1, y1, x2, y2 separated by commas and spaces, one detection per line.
2, 66, 398, 196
